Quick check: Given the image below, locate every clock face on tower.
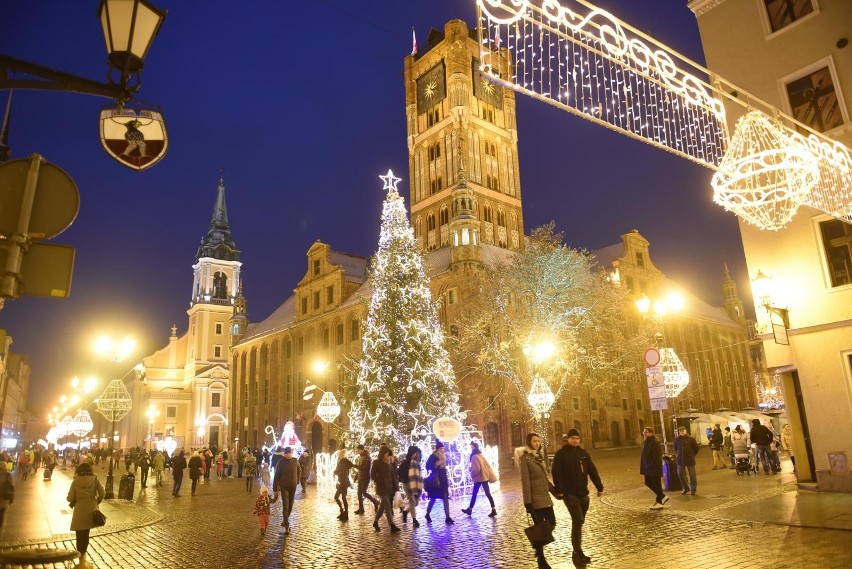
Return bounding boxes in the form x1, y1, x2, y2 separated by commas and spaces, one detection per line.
416, 61, 447, 114
472, 58, 503, 109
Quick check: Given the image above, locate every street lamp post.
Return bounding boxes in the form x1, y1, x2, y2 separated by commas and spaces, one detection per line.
93, 334, 135, 499
145, 404, 159, 451
524, 341, 557, 451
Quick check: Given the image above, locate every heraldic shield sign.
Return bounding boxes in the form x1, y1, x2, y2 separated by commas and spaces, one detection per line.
99, 105, 168, 171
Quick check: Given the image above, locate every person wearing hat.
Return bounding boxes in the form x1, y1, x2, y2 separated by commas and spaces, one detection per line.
552, 428, 603, 565
67, 462, 104, 569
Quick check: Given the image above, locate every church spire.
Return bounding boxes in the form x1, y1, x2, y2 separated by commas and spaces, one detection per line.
722, 260, 746, 325
196, 170, 239, 262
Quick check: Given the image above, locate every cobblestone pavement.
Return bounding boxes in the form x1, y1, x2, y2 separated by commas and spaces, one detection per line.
2, 448, 851, 568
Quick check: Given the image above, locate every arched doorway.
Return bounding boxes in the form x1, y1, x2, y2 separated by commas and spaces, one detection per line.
611, 421, 621, 446
311, 422, 323, 453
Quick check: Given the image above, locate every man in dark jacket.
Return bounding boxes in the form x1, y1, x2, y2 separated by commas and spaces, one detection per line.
710, 424, 726, 469
171, 449, 187, 497
353, 445, 378, 515
271, 447, 301, 534
749, 419, 775, 475
552, 428, 603, 565
640, 427, 667, 510
673, 426, 699, 495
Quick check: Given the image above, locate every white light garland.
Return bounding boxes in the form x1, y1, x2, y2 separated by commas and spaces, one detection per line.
70, 409, 94, 438
316, 392, 341, 424
527, 376, 556, 415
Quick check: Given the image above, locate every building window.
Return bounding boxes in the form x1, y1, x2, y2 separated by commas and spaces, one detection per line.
323, 328, 330, 349
214, 345, 222, 358
625, 276, 634, 294
447, 289, 457, 305
786, 66, 843, 133
764, 0, 814, 33
590, 398, 597, 411
285, 374, 292, 402
635, 252, 645, 268
215, 322, 223, 335
326, 285, 334, 305
636, 398, 643, 411
264, 378, 269, 405
511, 423, 522, 447
336, 323, 344, 345
313, 291, 320, 310
554, 420, 564, 439
313, 259, 320, 275
211, 393, 221, 407
820, 218, 852, 287
166, 406, 177, 418
572, 397, 580, 411
449, 324, 459, 337
440, 207, 449, 226
296, 337, 304, 355
622, 398, 628, 410
301, 297, 308, 315
350, 319, 360, 341
285, 340, 292, 358
427, 107, 442, 127
511, 397, 518, 411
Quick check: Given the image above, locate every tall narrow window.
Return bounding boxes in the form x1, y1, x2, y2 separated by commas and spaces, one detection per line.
820, 219, 852, 287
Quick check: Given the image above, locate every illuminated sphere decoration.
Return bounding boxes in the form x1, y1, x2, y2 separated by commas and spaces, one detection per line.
71, 409, 94, 438
316, 391, 341, 423
712, 111, 819, 231
527, 376, 556, 416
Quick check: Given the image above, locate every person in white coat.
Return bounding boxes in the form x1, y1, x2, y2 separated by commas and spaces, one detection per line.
461, 441, 497, 517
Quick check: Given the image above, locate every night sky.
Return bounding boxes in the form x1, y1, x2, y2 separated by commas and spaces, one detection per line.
0, 1, 752, 415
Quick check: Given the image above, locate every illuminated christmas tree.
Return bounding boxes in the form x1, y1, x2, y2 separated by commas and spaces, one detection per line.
347, 169, 464, 448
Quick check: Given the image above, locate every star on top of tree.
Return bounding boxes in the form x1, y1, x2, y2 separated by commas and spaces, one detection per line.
379, 169, 402, 193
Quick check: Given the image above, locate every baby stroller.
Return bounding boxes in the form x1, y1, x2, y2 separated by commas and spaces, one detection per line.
734, 446, 757, 476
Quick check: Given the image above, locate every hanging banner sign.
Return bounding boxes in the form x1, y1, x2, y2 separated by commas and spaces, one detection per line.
99, 106, 168, 171
650, 398, 668, 411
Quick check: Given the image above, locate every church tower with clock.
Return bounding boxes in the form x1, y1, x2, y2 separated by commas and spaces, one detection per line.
404, 19, 524, 255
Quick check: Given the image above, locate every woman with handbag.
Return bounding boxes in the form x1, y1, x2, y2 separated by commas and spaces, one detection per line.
424, 441, 454, 525
462, 441, 497, 517
520, 432, 555, 569
67, 462, 105, 569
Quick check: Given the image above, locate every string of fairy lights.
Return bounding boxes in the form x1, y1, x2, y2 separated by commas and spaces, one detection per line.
475, 0, 852, 231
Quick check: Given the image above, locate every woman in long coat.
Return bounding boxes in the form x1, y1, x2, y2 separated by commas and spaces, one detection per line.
67, 462, 105, 568
188, 452, 203, 496
519, 432, 555, 569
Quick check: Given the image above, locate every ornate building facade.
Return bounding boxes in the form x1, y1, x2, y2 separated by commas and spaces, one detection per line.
228, 20, 757, 453
119, 175, 242, 451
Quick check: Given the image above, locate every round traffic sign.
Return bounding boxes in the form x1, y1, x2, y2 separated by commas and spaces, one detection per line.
644, 347, 661, 367
0, 156, 80, 239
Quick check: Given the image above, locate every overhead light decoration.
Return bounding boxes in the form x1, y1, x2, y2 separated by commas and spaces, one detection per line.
660, 348, 689, 398
71, 409, 94, 438
527, 376, 556, 416
712, 111, 819, 230
316, 391, 341, 423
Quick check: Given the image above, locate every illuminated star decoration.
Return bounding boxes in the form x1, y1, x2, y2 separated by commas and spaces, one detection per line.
481, 78, 495, 95
379, 168, 401, 193
424, 79, 437, 100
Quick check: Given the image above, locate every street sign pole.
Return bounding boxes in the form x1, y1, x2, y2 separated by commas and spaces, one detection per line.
0, 154, 40, 299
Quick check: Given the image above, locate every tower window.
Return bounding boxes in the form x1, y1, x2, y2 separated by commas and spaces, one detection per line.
301, 297, 308, 315
427, 214, 436, 231
313, 259, 320, 275
327, 285, 334, 305
440, 208, 449, 226
313, 291, 320, 309
483, 205, 493, 223
635, 252, 645, 268
427, 108, 442, 127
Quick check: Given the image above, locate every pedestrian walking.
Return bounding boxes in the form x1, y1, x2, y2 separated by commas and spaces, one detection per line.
271, 447, 301, 536
0, 461, 14, 535
189, 451, 203, 496
640, 427, 668, 509
353, 445, 379, 515
724, 427, 734, 468
400, 446, 423, 527
204, 448, 213, 481
781, 424, 795, 470
552, 428, 603, 564
138, 452, 150, 488
298, 449, 313, 494
371, 446, 401, 533
152, 452, 165, 487
674, 426, 699, 495
424, 441, 454, 525
710, 424, 726, 469
461, 441, 497, 517
253, 485, 273, 536
216, 453, 225, 480
244, 457, 257, 493
237, 449, 246, 478
67, 462, 104, 569
749, 419, 775, 475
519, 432, 556, 569
172, 449, 187, 497
333, 450, 354, 521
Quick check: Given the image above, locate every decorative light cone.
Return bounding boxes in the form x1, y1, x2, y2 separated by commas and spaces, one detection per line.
712, 111, 819, 230
71, 409, 94, 438
660, 348, 690, 398
527, 376, 555, 415
316, 391, 341, 423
